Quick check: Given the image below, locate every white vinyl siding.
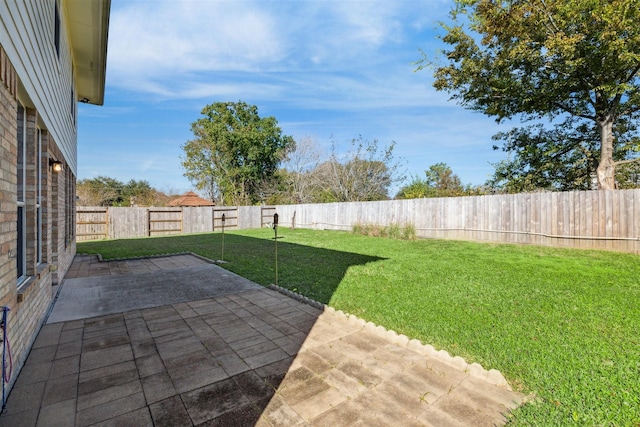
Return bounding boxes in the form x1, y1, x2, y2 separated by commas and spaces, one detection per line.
0, 0, 78, 174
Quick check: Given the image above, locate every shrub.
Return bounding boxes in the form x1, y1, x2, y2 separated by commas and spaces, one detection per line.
352, 222, 417, 240
402, 223, 416, 240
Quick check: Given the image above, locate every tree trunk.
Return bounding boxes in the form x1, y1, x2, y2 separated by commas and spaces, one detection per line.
596, 117, 616, 190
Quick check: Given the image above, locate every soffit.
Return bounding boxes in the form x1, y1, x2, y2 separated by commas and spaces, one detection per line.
65, 0, 111, 105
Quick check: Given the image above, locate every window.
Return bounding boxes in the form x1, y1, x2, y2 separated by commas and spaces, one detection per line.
54, 1, 60, 58
71, 87, 76, 124
36, 129, 43, 265
17, 103, 26, 283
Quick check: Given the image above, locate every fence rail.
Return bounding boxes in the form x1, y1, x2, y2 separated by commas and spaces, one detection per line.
77, 189, 640, 254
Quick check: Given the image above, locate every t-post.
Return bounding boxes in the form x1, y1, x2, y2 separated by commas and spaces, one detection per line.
273, 213, 279, 286
220, 213, 226, 262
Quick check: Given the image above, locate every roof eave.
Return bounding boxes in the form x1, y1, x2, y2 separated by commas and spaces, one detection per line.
66, 0, 111, 106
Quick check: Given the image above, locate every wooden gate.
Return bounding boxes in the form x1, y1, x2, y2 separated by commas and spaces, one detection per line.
213, 207, 238, 230
148, 209, 182, 236
261, 206, 276, 227
76, 208, 108, 241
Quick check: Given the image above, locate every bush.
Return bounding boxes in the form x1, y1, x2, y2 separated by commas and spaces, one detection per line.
402, 223, 416, 240
352, 222, 416, 240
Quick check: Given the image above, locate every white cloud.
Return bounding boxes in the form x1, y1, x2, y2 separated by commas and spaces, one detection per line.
108, 1, 284, 84
107, 0, 448, 95
86, 0, 508, 189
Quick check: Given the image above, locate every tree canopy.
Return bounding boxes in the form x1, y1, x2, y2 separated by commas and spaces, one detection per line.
396, 163, 483, 198
181, 101, 295, 205
274, 136, 403, 204
425, 0, 640, 190
77, 177, 168, 206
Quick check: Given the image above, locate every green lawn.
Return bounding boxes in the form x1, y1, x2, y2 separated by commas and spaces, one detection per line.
77, 228, 640, 426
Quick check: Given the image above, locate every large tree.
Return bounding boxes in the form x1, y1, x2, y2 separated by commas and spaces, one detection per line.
77, 176, 124, 206
425, 0, 640, 190
181, 101, 295, 205
309, 137, 402, 202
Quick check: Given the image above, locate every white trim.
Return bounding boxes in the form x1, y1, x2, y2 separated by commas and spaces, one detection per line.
16, 101, 27, 283
37, 128, 43, 265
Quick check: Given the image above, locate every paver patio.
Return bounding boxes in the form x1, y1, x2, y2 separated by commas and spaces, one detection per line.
0, 254, 523, 426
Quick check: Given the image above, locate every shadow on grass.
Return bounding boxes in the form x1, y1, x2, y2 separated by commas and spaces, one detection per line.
1, 236, 403, 426
78, 232, 386, 305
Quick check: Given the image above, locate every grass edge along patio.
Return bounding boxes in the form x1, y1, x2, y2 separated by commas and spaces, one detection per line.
78, 228, 640, 426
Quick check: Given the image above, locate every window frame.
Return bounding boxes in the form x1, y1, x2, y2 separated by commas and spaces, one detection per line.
36, 129, 43, 265
16, 102, 27, 284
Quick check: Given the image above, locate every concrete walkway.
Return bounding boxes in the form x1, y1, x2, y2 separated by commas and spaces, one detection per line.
0, 254, 523, 426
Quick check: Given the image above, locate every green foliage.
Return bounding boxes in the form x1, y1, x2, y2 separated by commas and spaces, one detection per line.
488, 115, 640, 192
77, 177, 174, 207
395, 178, 432, 199
616, 160, 640, 189
402, 223, 416, 240
426, 0, 640, 189
488, 120, 600, 192
122, 179, 156, 206
79, 229, 640, 425
181, 101, 295, 205
396, 163, 485, 198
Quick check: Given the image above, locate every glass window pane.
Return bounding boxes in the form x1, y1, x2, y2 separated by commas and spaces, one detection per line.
17, 104, 24, 203
17, 206, 25, 279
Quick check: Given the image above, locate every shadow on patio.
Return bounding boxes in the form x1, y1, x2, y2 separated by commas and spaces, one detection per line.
0, 241, 522, 426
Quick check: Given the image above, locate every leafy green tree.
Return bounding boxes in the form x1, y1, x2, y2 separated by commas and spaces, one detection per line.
487, 120, 597, 192
122, 179, 158, 206
77, 176, 124, 206
181, 101, 295, 205
395, 178, 431, 199
488, 117, 640, 192
77, 177, 175, 206
423, 0, 640, 190
396, 163, 479, 199
616, 160, 640, 189
424, 162, 464, 194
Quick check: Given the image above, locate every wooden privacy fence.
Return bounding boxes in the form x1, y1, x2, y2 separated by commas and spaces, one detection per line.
77, 189, 640, 254
76, 208, 108, 240
148, 209, 182, 236
76, 206, 241, 241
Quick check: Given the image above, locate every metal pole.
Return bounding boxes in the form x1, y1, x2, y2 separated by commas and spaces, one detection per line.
221, 213, 225, 262
2, 306, 8, 412
273, 213, 279, 286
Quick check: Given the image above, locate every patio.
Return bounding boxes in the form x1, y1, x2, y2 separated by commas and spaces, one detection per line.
0, 254, 522, 426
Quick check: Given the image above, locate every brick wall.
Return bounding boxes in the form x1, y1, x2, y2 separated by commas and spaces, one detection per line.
0, 44, 75, 390
0, 46, 18, 312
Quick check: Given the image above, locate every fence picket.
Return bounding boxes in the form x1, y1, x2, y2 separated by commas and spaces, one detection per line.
76, 189, 640, 254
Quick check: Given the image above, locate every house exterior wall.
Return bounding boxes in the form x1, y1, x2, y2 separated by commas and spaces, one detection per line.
0, 48, 18, 312
0, 0, 84, 392
1, 0, 78, 173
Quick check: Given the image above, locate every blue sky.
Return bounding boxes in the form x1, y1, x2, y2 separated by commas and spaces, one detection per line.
78, 0, 508, 196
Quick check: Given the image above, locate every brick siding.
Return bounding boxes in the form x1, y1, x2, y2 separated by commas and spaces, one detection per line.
0, 44, 76, 390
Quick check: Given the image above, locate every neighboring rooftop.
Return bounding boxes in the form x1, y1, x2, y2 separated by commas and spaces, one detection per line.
168, 191, 215, 207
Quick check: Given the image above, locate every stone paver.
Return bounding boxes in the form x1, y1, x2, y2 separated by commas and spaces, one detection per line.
0, 254, 523, 426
